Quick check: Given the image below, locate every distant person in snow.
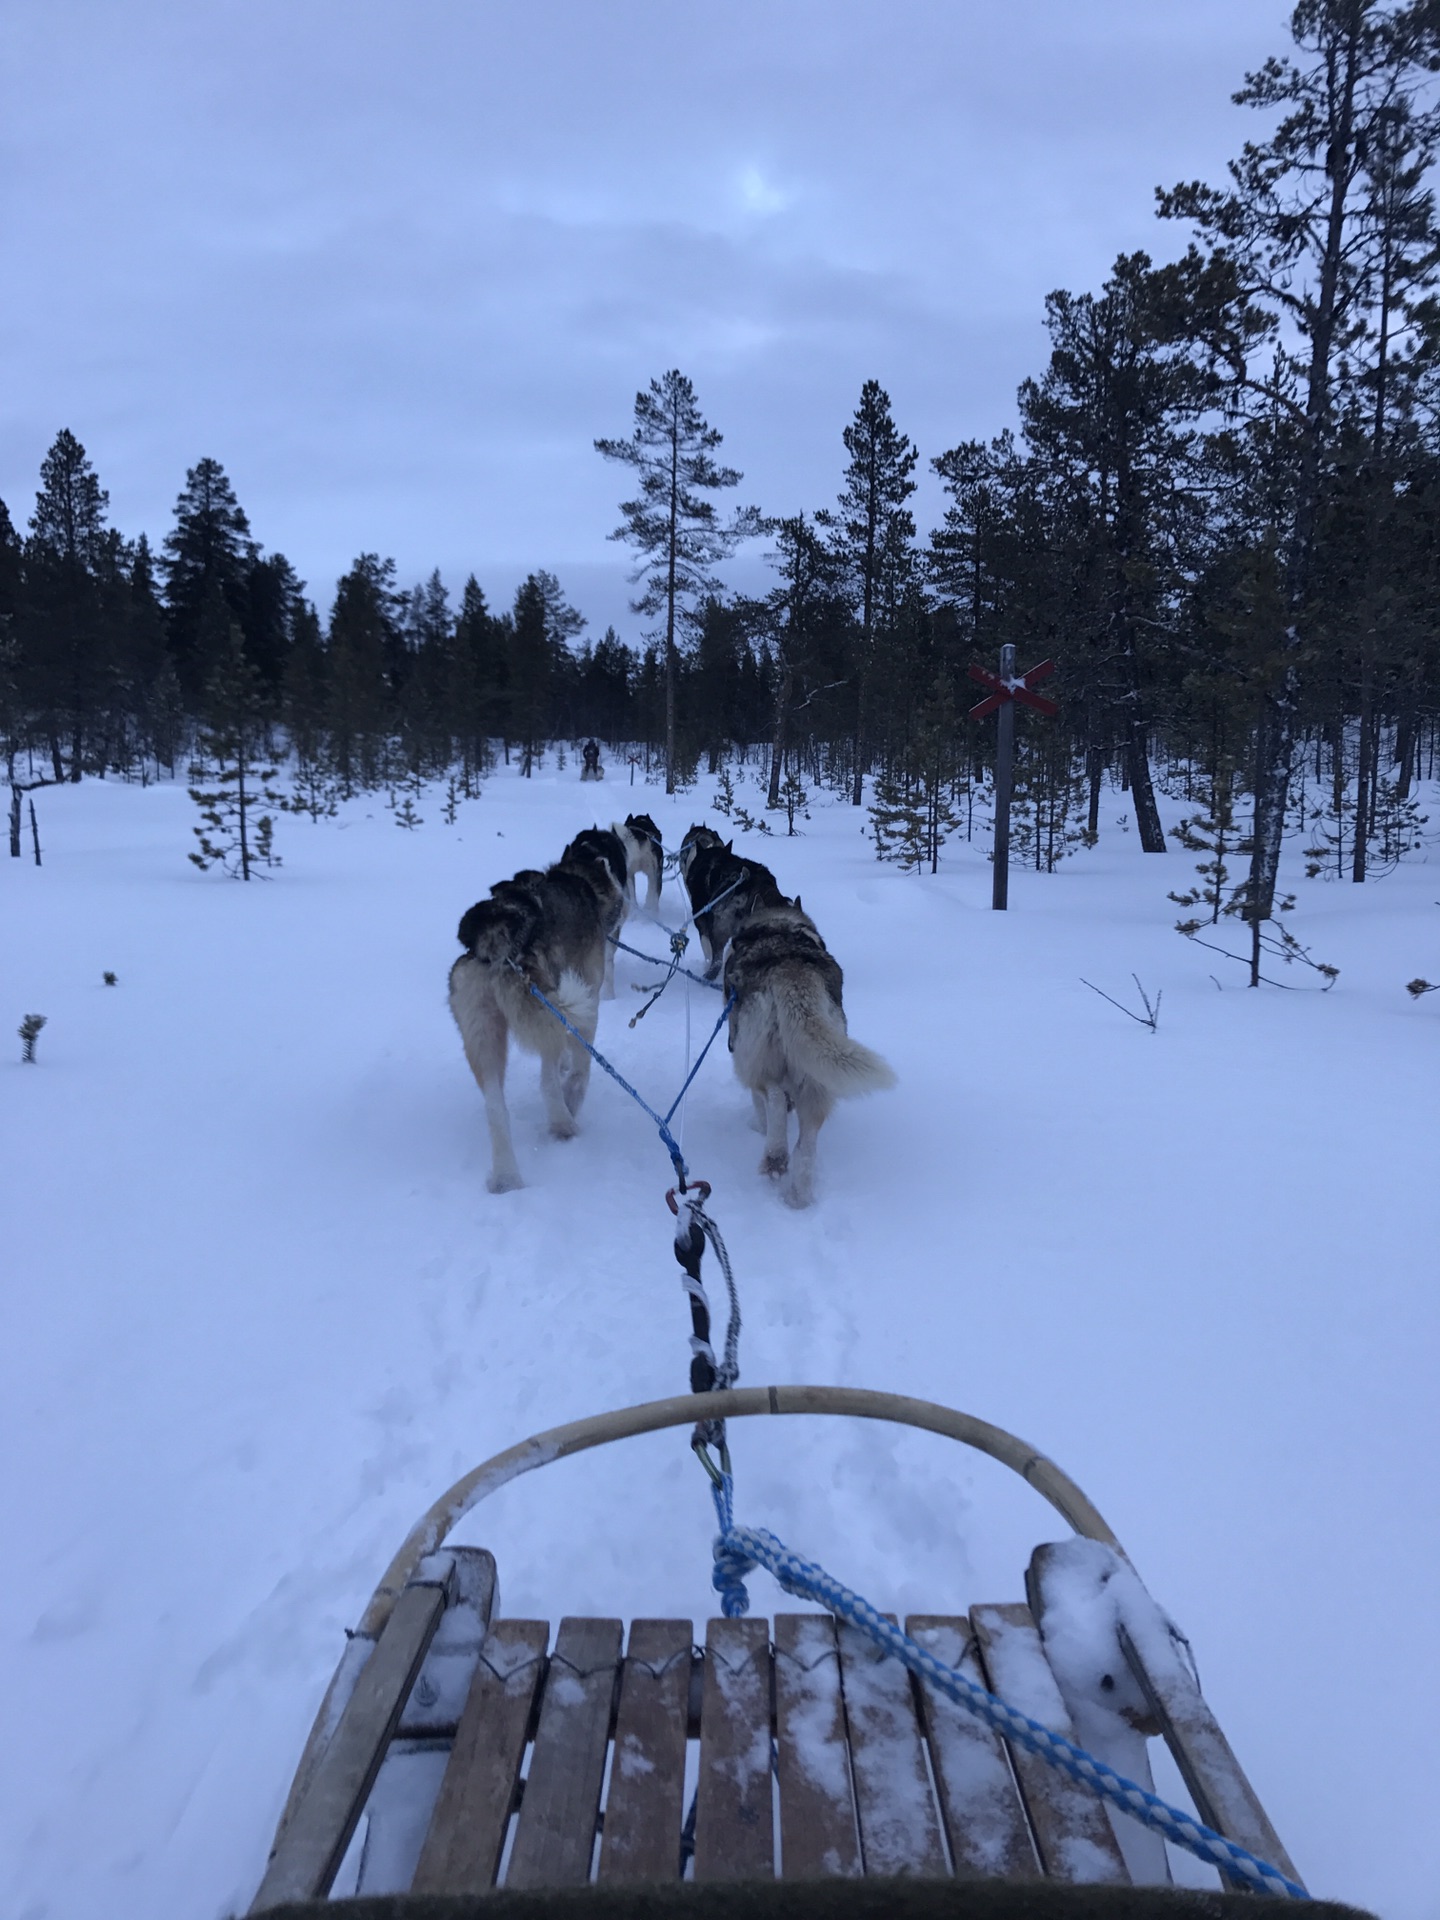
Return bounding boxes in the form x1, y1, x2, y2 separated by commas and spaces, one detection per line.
581, 739, 604, 781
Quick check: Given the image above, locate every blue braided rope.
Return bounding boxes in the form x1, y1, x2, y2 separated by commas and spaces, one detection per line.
521, 977, 735, 1183
708, 1493, 1308, 1902
665, 994, 736, 1127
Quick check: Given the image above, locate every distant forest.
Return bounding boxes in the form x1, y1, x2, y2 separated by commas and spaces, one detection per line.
6, 2, 1440, 934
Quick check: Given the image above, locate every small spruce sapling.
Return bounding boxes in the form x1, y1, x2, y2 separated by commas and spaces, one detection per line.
188, 625, 284, 880
1170, 769, 1244, 931
712, 766, 737, 818
779, 768, 810, 836
19, 1013, 46, 1062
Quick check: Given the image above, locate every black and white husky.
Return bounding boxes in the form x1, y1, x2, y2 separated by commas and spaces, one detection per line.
614, 812, 663, 912
449, 836, 626, 1193
679, 824, 785, 979
724, 900, 896, 1208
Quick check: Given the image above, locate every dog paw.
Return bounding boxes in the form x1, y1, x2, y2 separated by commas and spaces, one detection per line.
487, 1168, 524, 1194
760, 1150, 789, 1178
549, 1117, 578, 1140
782, 1180, 813, 1210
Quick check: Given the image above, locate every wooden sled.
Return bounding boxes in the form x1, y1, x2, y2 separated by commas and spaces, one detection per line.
249, 1387, 1304, 1916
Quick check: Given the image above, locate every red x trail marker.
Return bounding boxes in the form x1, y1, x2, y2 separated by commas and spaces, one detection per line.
968, 657, 1059, 719
968, 648, 1062, 909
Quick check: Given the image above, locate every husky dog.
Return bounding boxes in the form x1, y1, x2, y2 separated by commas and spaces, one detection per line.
614, 812, 664, 912
724, 900, 896, 1208
559, 826, 630, 998
449, 840, 623, 1193
677, 822, 723, 881
681, 828, 786, 979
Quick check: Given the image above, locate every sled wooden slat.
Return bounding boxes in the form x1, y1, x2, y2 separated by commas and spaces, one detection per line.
970, 1604, 1130, 1886
693, 1617, 774, 1882
409, 1618, 549, 1895
250, 1569, 451, 1911
773, 1614, 862, 1880
256, 1393, 1302, 1910
596, 1619, 693, 1884
505, 1616, 622, 1890
836, 1615, 948, 1877
906, 1615, 1041, 1882
1115, 1619, 1300, 1887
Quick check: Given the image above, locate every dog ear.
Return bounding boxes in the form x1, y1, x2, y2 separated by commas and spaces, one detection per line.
794, 894, 803, 911
457, 902, 487, 950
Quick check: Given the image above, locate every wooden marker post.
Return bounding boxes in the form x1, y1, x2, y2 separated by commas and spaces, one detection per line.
968, 648, 1059, 911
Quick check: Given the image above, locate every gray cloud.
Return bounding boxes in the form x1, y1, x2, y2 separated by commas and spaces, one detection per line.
2, 0, 1291, 633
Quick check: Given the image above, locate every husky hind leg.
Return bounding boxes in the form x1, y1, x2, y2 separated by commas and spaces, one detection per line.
760, 1086, 790, 1177
561, 1034, 594, 1117
539, 1040, 579, 1139
449, 957, 524, 1193
782, 1081, 832, 1208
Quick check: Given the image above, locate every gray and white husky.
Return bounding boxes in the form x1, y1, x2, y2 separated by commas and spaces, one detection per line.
724, 900, 896, 1208
614, 812, 663, 912
449, 840, 625, 1192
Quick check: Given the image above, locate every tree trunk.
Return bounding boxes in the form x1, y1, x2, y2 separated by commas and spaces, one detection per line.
238, 754, 251, 881
767, 662, 793, 809
1249, 678, 1299, 929
1127, 721, 1166, 852
664, 636, 677, 797
1086, 743, 1103, 840
849, 672, 865, 806
1352, 650, 1374, 882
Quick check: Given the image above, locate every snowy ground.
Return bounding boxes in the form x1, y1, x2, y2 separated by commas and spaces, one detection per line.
2, 762, 1436, 1920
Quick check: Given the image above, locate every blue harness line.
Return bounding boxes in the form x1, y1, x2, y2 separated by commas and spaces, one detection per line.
517, 847, 1306, 1904
707, 1478, 1309, 1902
519, 971, 734, 1184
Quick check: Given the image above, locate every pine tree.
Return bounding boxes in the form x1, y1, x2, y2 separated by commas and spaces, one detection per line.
761, 513, 850, 807
1159, 0, 1440, 969
328, 554, 400, 791
188, 624, 283, 880
818, 380, 918, 805
161, 457, 258, 695
596, 370, 760, 793
25, 430, 112, 780
508, 570, 584, 775
867, 677, 963, 873
448, 576, 506, 786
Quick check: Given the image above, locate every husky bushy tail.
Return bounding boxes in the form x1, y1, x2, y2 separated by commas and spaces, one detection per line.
770, 968, 897, 1098
724, 900, 895, 1208
614, 813, 663, 911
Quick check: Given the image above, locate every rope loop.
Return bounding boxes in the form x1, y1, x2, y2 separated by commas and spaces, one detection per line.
709, 1475, 752, 1617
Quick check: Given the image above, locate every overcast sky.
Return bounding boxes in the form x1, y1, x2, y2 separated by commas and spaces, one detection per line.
3, 0, 1292, 638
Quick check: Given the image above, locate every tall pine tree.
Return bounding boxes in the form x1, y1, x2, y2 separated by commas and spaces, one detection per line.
596, 370, 760, 793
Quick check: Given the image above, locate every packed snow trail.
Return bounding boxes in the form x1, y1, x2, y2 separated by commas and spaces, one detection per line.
2, 769, 1437, 1920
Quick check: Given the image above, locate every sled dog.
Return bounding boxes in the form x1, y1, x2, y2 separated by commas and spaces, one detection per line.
449, 841, 622, 1193
680, 827, 786, 978
558, 826, 631, 997
724, 901, 896, 1208
614, 812, 663, 912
